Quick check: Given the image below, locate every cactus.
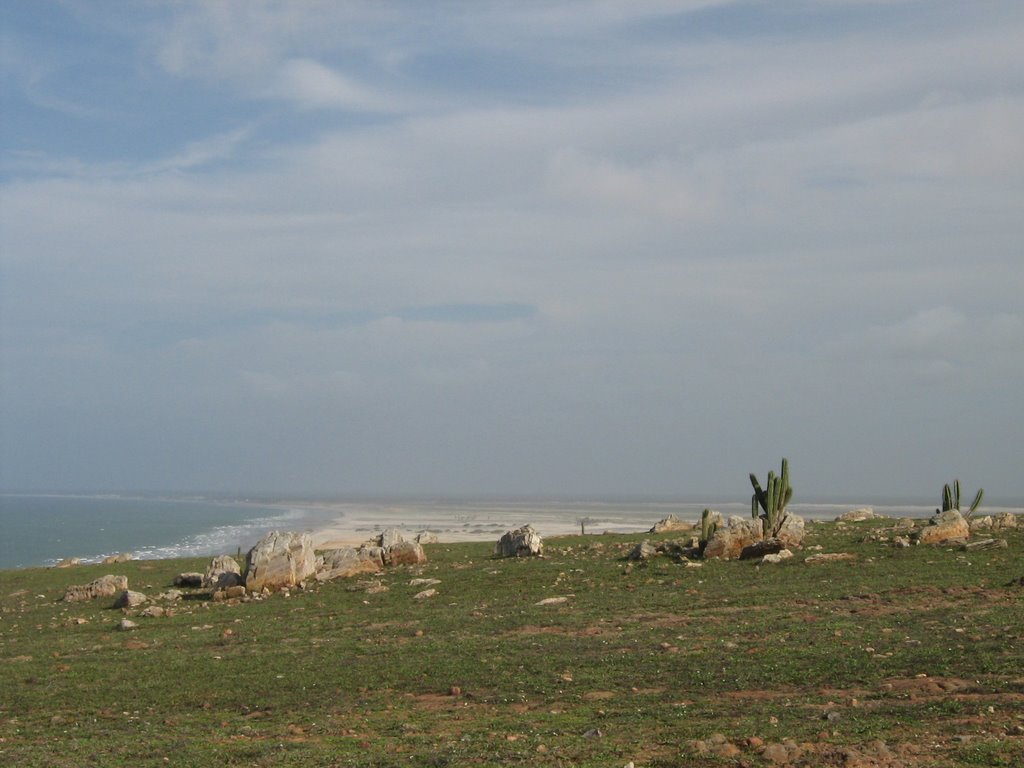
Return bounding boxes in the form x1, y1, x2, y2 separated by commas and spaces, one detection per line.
700, 508, 718, 543
750, 458, 794, 538
942, 479, 984, 519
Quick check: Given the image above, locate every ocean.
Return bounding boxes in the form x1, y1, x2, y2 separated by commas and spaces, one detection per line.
0, 494, 334, 570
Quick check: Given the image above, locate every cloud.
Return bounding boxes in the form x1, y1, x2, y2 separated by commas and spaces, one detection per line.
266, 58, 388, 111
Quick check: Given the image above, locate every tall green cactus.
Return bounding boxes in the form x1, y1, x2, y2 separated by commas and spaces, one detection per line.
750, 458, 794, 538
700, 508, 718, 543
942, 479, 983, 519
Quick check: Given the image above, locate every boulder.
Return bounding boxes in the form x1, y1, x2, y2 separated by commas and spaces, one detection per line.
495, 525, 544, 558
62, 574, 129, 602
703, 517, 761, 560
992, 512, 1018, 530
627, 540, 658, 562
102, 552, 133, 564
415, 531, 439, 544
315, 547, 383, 582
912, 509, 970, 546
774, 514, 806, 549
173, 572, 204, 588
835, 507, 876, 522
740, 538, 786, 560
113, 590, 148, 609
244, 531, 317, 593
378, 529, 408, 549
203, 555, 243, 590
384, 540, 427, 566
649, 514, 694, 534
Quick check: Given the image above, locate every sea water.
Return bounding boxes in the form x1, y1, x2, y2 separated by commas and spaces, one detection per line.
0, 494, 334, 569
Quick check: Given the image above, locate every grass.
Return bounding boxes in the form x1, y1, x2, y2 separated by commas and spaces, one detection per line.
1, 518, 1022, 766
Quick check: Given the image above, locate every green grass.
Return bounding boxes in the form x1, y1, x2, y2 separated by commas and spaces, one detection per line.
1, 520, 1023, 766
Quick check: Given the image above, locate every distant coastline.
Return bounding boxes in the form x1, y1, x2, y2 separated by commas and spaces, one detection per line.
4, 492, 1023, 570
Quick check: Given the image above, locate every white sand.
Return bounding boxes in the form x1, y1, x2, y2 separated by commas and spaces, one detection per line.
289, 499, 706, 549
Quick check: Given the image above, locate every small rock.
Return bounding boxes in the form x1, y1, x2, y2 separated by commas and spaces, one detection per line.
102, 552, 133, 564
118, 619, 139, 631
113, 590, 148, 609
583, 728, 603, 739
140, 606, 165, 618
535, 596, 572, 606
762, 743, 791, 764
173, 572, 204, 588
413, 588, 437, 600
761, 549, 794, 564
804, 553, 857, 564
960, 538, 1008, 552
836, 507, 876, 522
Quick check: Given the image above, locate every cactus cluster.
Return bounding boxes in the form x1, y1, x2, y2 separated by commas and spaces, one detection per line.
942, 479, 983, 519
750, 458, 793, 538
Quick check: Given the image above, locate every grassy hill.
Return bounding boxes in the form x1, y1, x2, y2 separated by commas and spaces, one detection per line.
1, 519, 1022, 766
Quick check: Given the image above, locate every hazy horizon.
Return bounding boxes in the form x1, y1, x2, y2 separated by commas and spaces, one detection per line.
2, 3, 1022, 500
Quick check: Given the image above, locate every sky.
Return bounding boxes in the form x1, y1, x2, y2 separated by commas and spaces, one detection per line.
1, 1, 1022, 501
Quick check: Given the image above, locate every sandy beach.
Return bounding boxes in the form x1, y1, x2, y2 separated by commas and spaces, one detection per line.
295, 499, 700, 549
297, 498, 1024, 550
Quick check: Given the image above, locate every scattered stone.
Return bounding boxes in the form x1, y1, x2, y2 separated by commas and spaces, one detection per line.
413, 588, 437, 600
157, 589, 183, 601
911, 509, 969, 546
409, 578, 440, 587
893, 536, 912, 548
583, 728, 603, 739
415, 531, 439, 544
384, 540, 427, 567
173, 572, 204, 588
63, 574, 129, 602
960, 538, 1008, 552
893, 517, 916, 531
536, 596, 572, 606
102, 552, 133, 564
118, 619, 139, 631
244, 531, 317, 593
54, 557, 81, 568
316, 547, 383, 581
140, 606, 165, 618
649, 514, 694, 533
805, 553, 858, 564
113, 590, 148, 609
495, 525, 544, 558
836, 507, 876, 522
761, 549, 794, 564
203, 555, 243, 590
